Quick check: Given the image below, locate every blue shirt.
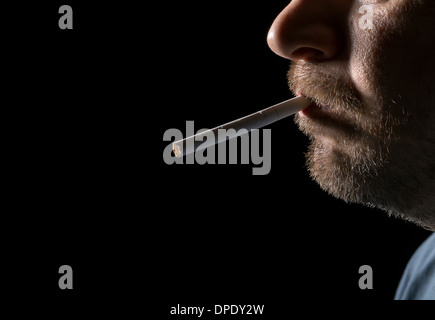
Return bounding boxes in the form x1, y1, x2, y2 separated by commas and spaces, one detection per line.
395, 233, 435, 300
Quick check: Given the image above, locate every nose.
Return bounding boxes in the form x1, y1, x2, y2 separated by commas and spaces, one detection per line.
267, 0, 344, 62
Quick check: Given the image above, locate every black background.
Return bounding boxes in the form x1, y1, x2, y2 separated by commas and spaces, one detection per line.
5, 0, 432, 317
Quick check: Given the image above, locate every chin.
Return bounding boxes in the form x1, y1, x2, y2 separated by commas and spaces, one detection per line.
306, 138, 435, 231
305, 139, 378, 202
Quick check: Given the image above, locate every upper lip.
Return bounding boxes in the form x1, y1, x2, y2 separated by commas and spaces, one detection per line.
297, 91, 328, 110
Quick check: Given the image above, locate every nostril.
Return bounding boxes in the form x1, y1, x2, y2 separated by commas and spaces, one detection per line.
291, 47, 325, 61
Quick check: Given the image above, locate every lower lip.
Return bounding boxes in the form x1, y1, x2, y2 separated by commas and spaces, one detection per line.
299, 101, 326, 117
295, 92, 328, 117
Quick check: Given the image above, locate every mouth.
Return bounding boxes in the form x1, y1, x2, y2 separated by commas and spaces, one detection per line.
294, 91, 359, 137
296, 92, 331, 119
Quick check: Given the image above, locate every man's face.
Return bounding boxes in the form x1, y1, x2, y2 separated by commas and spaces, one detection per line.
267, 0, 435, 230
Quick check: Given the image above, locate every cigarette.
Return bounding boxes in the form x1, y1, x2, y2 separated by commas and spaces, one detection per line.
173, 95, 311, 158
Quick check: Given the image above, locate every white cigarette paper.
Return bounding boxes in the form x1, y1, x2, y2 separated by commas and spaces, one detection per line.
173, 96, 311, 158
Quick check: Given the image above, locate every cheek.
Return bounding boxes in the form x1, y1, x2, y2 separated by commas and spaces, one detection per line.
348, 27, 385, 109
348, 55, 373, 99
348, 1, 435, 108
347, 5, 407, 106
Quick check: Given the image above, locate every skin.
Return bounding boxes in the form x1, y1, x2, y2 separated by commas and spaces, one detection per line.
267, 0, 435, 230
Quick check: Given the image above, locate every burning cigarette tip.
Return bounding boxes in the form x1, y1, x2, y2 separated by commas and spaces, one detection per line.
173, 143, 182, 158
